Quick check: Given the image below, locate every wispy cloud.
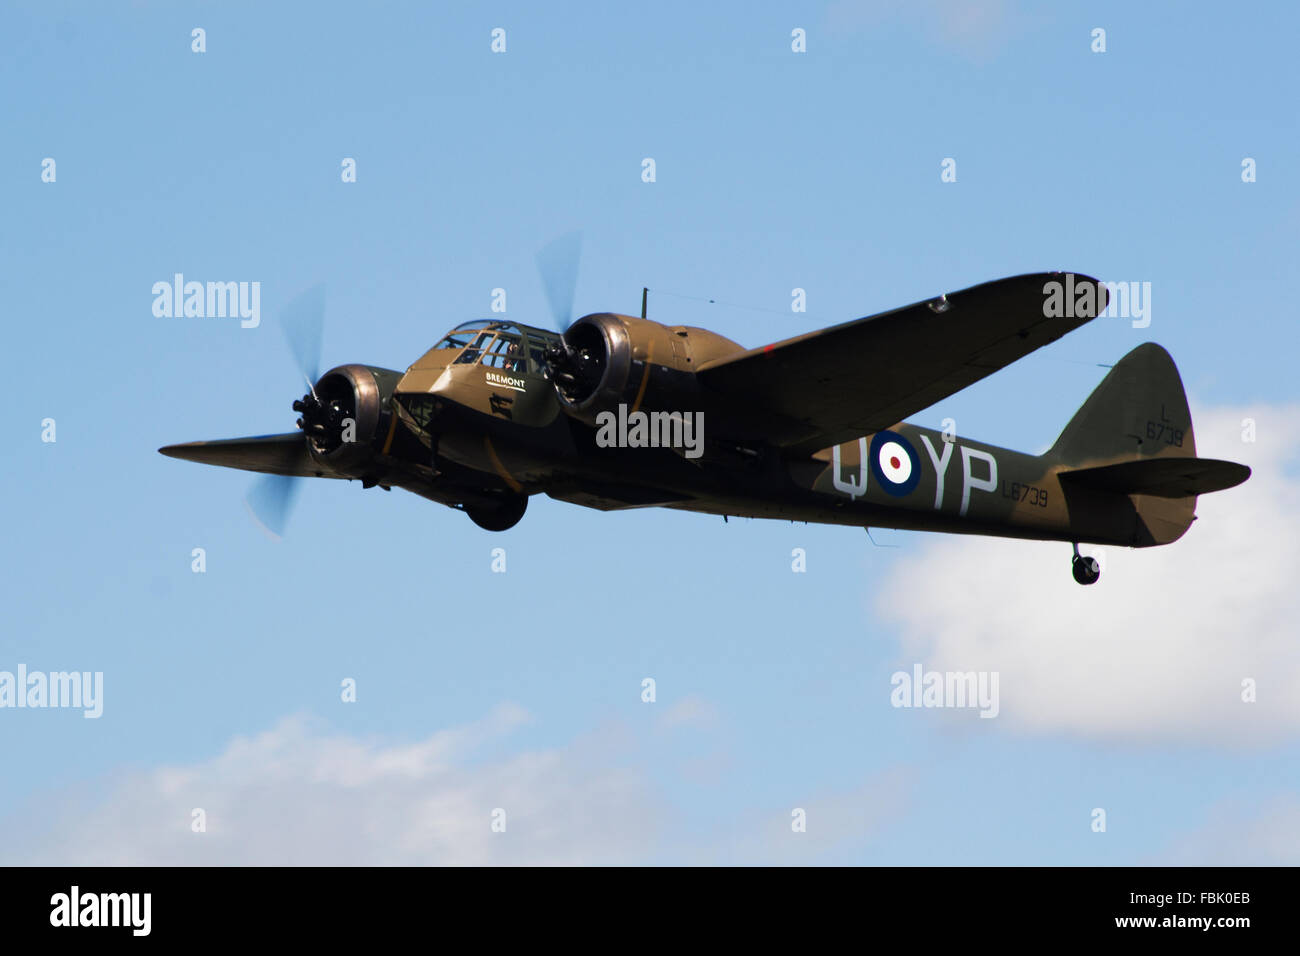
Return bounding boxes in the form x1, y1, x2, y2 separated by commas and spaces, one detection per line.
3, 705, 665, 866
3, 702, 912, 865
1152, 795, 1300, 865
825, 0, 1016, 61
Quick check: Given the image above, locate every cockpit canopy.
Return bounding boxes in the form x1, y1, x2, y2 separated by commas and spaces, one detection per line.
432, 320, 562, 377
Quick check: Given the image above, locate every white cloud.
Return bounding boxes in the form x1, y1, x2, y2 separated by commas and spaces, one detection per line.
875, 404, 1300, 747
705, 768, 915, 865
3, 705, 667, 866
658, 694, 718, 729
5, 702, 912, 866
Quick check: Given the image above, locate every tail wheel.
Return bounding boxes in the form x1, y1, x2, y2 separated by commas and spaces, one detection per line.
465, 495, 528, 532
1071, 553, 1101, 586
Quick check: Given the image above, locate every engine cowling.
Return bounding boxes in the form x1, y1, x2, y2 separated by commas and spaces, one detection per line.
548, 313, 742, 427
294, 364, 403, 477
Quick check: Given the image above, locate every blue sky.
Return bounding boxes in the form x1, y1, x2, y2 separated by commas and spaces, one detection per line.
3, 1, 1298, 864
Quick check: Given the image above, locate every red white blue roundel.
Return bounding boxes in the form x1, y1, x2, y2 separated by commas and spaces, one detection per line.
869, 430, 921, 497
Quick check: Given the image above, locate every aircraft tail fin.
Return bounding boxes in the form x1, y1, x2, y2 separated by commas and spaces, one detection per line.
1048, 343, 1249, 545
1049, 342, 1194, 465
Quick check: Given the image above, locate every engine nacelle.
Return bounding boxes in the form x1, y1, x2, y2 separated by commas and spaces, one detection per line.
550, 313, 742, 427
297, 364, 403, 477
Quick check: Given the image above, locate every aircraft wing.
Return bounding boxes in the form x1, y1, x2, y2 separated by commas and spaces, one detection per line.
158, 433, 334, 477
696, 273, 1108, 456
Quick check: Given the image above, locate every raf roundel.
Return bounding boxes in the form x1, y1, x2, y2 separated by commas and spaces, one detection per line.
868, 430, 922, 497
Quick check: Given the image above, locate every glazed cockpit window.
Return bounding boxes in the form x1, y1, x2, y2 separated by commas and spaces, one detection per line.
432, 321, 561, 373
433, 330, 476, 351
435, 320, 494, 350
481, 332, 525, 370
453, 330, 497, 365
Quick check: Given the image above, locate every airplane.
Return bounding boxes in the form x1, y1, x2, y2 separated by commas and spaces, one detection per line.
160, 249, 1251, 586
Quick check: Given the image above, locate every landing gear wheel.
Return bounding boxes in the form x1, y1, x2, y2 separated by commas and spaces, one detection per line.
1071, 545, 1100, 586
465, 495, 528, 532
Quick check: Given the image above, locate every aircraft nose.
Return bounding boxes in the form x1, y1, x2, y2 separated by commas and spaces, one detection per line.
394, 364, 450, 397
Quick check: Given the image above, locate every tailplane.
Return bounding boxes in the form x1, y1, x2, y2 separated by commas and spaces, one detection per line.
1049, 343, 1249, 545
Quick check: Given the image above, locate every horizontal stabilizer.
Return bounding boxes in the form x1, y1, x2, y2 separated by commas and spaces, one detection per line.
159, 433, 332, 478
1059, 457, 1251, 499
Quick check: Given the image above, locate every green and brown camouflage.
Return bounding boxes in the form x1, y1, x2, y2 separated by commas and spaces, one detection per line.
160, 272, 1250, 581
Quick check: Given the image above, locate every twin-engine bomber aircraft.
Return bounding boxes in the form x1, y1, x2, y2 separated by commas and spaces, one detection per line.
161, 262, 1250, 586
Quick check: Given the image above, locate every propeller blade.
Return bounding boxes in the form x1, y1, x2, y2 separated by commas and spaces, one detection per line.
535, 232, 582, 331
281, 284, 326, 387
245, 474, 302, 540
